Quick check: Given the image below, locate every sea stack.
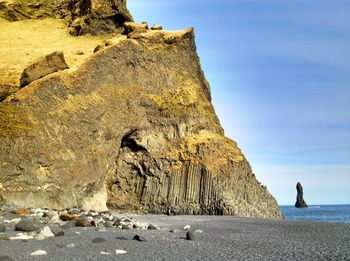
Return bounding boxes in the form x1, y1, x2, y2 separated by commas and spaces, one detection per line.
0, 0, 283, 219
295, 182, 308, 208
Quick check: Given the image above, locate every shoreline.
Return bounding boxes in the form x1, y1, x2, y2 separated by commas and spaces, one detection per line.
1, 207, 350, 260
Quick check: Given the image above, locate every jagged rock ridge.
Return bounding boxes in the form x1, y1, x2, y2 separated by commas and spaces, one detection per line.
0, 0, 283, 219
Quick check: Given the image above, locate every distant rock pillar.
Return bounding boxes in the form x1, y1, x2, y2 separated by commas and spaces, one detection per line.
295, 182, 308, 208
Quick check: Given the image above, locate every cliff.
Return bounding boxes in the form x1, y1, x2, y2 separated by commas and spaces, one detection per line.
0, 0, 283, 219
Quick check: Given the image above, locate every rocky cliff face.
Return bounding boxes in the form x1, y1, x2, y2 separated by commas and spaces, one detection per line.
0, 0, 283, 219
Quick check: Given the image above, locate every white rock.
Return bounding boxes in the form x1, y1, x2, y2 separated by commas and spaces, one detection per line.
101, 251, 111, 255
50, 214, 60, 224
10, 234, 34, 240
3, 220, 11, 224
183, 225, 191, 231
194, 229, 203, 234
10, 218, 21, 223
36, 226, 54, 240
30, 250, 47, 256
75, 231, 80, 234
66, 243, 75, 248
116, 250, 127, 255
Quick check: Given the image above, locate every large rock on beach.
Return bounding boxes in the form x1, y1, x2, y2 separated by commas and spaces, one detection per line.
14, 220, 38, 232
295, 182, 308, 208
0, 0, 283, 219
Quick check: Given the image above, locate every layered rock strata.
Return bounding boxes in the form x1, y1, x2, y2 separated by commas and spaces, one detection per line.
0, 1, 283, 219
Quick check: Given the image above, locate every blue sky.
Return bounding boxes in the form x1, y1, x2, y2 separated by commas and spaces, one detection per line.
128, 0, 350, 205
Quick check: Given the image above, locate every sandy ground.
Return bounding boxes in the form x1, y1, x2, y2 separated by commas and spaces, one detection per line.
1, 214, 349, 261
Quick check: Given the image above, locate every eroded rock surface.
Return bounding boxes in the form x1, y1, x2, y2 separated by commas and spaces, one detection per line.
20, 52, 69, 87
0, 0, 133, 35
0, 1, 283, 219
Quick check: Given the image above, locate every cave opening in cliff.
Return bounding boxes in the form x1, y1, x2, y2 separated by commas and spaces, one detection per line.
121, 131, 147, 152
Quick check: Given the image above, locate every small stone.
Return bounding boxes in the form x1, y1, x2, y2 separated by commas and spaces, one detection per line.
10, 234, 34, 240
10, 218, 21, 224
101, 251, 110, 255
54, 231, 65, 237
169, 229, 179, 233
186, 231, 196, 241
115, 236, 128, 240
0, 256, 14, 261
104, 221, 113, 228
75, 218, 91, 227
65, 243, 75, 248
61, 220, 76, 229
183, 225, 191, 231
0, 234, 10, 240
92, 237, 106, 243
151, 25, 163, 30
15, 220, 38, 232
59, 213, 78, 221
0, 224, 6, 233
122, 224, 132, 230
50, 214, 61, 224
30, 250, 47, 256
75, 50, 84, 55
133, 235, 147, 242
147, 224, 159, 230
11, 209, 31, 215
194, 229, 203, 234
37, 226, 55, 240
115, 250, 127, 255
123, 218, 132, 223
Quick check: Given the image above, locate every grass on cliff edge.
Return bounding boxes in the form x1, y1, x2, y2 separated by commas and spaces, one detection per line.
0, 17, 112, 87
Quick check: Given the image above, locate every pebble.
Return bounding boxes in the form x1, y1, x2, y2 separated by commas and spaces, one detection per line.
11, 209, 31, 215
186, 231, 196, 241
0, 256, 14, 261
10, 218, 21, 224
122, 224, 132, 230
59, 213, 78, 221
30, 250, 47, 256
9, 234, 34, 240
169, 229, 179, 233
116, 236, 128, 240
147, 224, 159, 230
0, 224, 6, 233
54, 231, 65, 237
65, 243, 75, 248
194, 229, 203, 234
183, 225, 191, 231
101, 251, 111, 255
104, 221, 113, 228
92, 237, 106, 243
75, 218, 91, 227
15, 220, 38, 232
151, 25, 163, 30
133, 235, 147, 242
0, 234, 10, 240
115, 250, 127, 255
37, 226, 55, 240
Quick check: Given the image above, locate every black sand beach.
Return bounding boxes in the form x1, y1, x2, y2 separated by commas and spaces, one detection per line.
1, 214, 350, 261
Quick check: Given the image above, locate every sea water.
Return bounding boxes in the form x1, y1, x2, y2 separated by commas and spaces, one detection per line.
280, 204, 350, 224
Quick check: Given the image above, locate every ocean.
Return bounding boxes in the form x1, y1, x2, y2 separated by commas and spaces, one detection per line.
280, 204, 350, 224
